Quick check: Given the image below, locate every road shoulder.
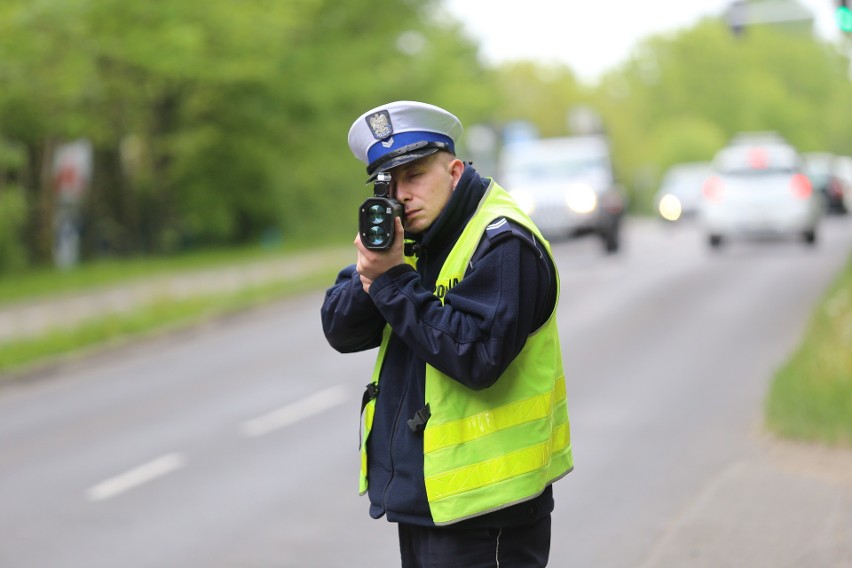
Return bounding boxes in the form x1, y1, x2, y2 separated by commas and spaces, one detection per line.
640, 433, 852, 568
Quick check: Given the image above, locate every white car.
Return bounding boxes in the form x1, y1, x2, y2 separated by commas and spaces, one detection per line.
499, 135, 625, 253
653, 162, 712, 222
700, 140, 822, 249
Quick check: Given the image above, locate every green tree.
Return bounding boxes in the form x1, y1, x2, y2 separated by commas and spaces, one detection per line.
0, 0, 496, 264
491, 61, 589, 138
593, 18, 852, 209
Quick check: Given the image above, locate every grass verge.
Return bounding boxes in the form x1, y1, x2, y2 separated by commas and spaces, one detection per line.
0, 239, 342, 305
765, 251, 852, 447
0, 269, 338, 377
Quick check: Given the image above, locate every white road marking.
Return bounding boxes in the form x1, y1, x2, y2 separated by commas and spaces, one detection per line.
86, 453, 186, 502
241, 385, 349, 438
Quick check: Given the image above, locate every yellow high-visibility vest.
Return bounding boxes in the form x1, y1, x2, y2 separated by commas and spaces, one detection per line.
360, 180, 573, 525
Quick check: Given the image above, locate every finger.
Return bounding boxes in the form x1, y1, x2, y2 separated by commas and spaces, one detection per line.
359, 274, 372, 294
392, 216, 405, 249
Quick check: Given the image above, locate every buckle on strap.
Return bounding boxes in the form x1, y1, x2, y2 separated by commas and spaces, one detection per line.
407, 404, 431, 433
361, 383, 379, 415
404, 241, 422, 257
360, 383, 380, 450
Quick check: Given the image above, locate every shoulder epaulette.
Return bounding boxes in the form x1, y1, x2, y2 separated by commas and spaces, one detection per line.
484, 217, 514, 241
471, 217, 543, 269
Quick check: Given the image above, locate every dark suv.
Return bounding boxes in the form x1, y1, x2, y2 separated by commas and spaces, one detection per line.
802, 152, 848, 215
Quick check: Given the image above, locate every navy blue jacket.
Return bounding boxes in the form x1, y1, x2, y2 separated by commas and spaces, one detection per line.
321, 165, 558, 528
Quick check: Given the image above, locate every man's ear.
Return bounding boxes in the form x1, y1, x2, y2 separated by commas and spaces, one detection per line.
450, 158, 465, 190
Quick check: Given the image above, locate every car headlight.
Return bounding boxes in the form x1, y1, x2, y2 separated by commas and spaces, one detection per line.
565, 184, 597, 214
658, 193, 682, 221
509, 190, 536, 215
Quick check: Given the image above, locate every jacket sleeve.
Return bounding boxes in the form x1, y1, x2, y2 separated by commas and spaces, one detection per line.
320, 264, 387, 353
367, 231, 555, 390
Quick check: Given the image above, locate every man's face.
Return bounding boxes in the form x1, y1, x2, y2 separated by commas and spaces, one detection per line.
389, 152, 463, 234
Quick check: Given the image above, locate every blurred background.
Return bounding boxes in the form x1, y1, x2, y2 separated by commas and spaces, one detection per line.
0, 0, 850, 271
1, 2, 852, 567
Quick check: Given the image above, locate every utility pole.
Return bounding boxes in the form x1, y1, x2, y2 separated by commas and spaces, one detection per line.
723, 0, 814, 37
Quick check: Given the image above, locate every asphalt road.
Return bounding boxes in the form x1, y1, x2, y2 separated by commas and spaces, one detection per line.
1, 217, 851, 567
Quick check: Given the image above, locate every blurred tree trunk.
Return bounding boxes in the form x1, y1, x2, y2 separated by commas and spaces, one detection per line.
21, 139, 57, 264
147, 88, 182, 252
82, 146, 134, 257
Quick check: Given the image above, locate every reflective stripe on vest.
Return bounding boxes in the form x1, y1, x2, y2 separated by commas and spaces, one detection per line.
424, 377, 567, 455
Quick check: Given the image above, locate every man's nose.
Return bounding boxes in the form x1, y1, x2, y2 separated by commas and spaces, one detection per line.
392, 182, 407, 201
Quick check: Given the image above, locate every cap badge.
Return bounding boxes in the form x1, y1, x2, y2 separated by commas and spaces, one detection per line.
367, 110, 393, 140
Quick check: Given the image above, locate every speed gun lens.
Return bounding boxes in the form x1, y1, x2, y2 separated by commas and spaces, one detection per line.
368, 225, 387, 247
368, 204, 387, 224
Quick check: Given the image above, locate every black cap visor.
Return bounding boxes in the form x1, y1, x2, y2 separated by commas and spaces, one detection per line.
365, 141, 451, 183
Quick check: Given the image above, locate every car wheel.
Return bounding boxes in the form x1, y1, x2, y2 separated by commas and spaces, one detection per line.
708, 234, 723, 249
601, 225, 620, 254
802, 230, 817, 246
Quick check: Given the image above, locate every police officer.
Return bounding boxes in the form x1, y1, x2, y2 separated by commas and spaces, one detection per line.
321, 101, 573, 568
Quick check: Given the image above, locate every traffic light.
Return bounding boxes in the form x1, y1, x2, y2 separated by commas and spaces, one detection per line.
838, 0, 852, 32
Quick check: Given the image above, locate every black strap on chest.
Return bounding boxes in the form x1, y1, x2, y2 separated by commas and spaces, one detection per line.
404, 240, 422, 257
361, 382, 379, 415
359, 383, 380, 449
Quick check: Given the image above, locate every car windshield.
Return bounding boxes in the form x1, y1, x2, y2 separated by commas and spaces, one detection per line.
506, 155, 608, 179
802, 154, 833, 184
661, 164, 711, 196
715, 145, 798, 176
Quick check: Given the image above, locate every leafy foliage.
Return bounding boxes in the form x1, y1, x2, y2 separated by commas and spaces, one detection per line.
767, 253, 852, 447
0, 0, 491, 262
593, 20, 852, 202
